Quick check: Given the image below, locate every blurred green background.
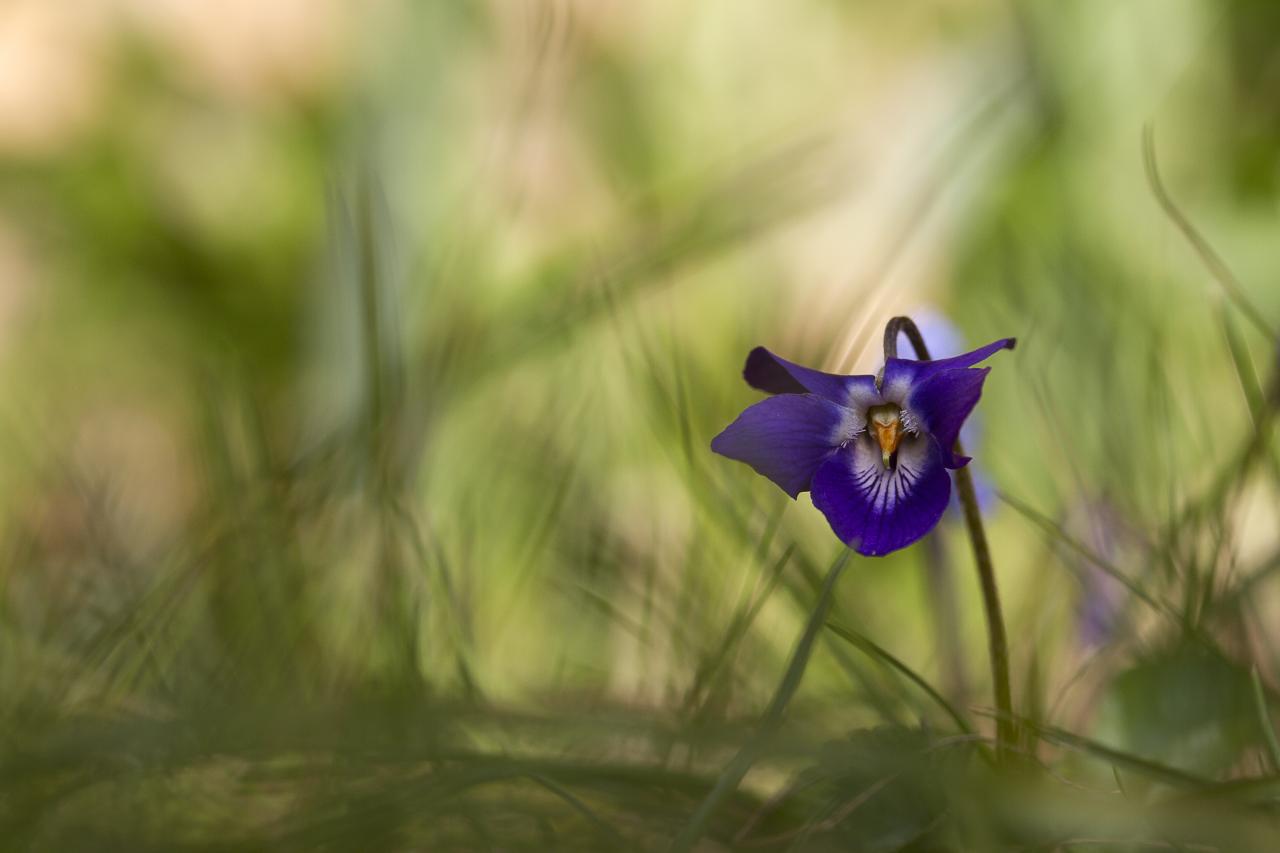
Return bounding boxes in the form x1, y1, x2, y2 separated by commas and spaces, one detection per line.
1, 1, 1279, 849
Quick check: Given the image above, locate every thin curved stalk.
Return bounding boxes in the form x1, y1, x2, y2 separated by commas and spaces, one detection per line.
885, 315, 1016, 761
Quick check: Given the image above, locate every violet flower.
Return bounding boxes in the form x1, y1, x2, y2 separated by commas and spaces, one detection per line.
711, 337, 1014, 556
886, 310, 996, 515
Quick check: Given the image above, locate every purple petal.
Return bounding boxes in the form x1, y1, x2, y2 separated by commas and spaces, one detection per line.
881, 337, 1015, 401
711, 394, 857, 498
905, 367, 990, 469
811, 433, 951, 556
743, 347, 881, 409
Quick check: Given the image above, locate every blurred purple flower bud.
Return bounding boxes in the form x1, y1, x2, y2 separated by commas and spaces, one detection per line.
1069, 499, 1127, 648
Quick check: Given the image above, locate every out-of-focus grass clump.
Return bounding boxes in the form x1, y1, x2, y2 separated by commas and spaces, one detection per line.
1, 1, 1279, 849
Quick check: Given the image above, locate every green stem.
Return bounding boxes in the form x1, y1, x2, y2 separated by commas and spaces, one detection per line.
953, 446, 1015, 760
885, 315, 1015, 761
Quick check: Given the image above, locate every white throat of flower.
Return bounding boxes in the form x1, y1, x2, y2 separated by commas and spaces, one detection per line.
868, 404, 904, 470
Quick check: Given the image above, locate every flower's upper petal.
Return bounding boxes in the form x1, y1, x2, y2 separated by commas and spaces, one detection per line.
881, 337, 1015, 402
743, 347, 882, 409
810, 432, 951, 556
711, 393, 859, 498
904, 366, 991, 469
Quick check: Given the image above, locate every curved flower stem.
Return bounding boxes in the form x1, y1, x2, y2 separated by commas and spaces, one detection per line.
885, 315, 1015, 762
952, 449, 1015, 761
882, 316, 930, 364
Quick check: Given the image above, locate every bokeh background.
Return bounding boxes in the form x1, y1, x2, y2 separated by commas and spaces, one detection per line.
2, 1, 1280, 849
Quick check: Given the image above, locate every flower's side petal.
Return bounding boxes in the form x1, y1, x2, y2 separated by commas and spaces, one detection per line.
881, 337, 1014, 400
811, 433, 951, 556
927, 336, 1016, 370
743, 347, 881, 408
906, 367, 989, 469
711, 394, 856, 498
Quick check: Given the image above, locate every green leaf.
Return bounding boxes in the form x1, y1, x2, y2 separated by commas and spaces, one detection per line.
1094, 640, 1255, 778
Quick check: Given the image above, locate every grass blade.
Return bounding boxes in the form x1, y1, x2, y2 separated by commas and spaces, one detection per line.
668, 549, 850, 852
824, 618, 975, 738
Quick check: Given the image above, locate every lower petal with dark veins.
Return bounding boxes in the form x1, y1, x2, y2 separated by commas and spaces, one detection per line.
810, 432, 952, 556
